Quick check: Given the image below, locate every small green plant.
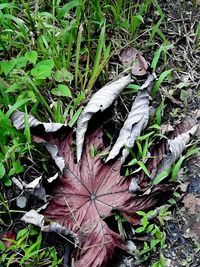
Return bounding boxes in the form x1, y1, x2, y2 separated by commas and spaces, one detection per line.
152, 145, 199, 186
115, 213, 127, 239
0, 226, 62, 266
133, 210, 168, 264
125, 125, 165, 177
151, 253, 165, 267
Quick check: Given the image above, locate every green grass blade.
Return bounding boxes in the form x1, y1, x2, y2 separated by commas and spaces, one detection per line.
152, 69, 173, 96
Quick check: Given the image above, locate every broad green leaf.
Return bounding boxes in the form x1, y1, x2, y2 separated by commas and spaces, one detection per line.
0, 162, 5, 179
0, 3, 18, 9
5, 98, 30, 119
0, 241, 5, 251
16, 228, 28, 240
5, 83, 19, 93
8, 162, 24, 176
68, 107, 83, 127
128, 158, 137, 166
51, 84, 72, 97
31, 65, 52, 79
137, 161, 150, 177
186, 147, 199, 158
16, 56, 27, 68
127, 84, 141, 90
37, 59, 54, 69
135, 226, 145, 233
54, 69, 73, 83
25, 51, 38, 64
151, 45, 163, 71
90, 144, 95, 158
1, 59, 16, 76
24, 106, 31, 143
3, 176, 12, 186
136, 211, 146, 216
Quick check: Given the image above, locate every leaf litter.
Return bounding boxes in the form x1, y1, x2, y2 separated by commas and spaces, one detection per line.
11, 70, 199, 266
12, 111, 175, 267
106, 73, 156, 163
119, 48, 148, 76
76, 75, 133, 162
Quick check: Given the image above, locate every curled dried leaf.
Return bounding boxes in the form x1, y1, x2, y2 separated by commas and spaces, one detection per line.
106, 73, 156, 163
151, 124, 198, 179
11, 110, 64, 132
76, 75, 133, 161
21, 210, 78, 244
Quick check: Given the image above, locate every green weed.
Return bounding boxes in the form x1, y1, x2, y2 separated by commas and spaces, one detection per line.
0, 226, 62, 266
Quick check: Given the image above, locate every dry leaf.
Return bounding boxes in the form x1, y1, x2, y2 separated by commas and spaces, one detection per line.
45, 143, 65, 172
106, 73, 156, 163
22, 209, 44, 228
11, 110, 65, 132
160, 124, 174, 134
76, 75, 132, 161
119, 48, 148, 76
136, 117, 199, 181
16, 196, 27, 208
151, 124, 198, 179
22, 210, 78, 243
12, 114, 173, 267
11, 111, 66, 172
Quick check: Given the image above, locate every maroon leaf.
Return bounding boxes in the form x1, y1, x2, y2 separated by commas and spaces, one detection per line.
32, 128, 173, 267
1, 232, 16, 248
11, 111, 174, 267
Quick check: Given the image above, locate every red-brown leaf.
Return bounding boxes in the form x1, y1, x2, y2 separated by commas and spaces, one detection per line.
32, 128, 173, 267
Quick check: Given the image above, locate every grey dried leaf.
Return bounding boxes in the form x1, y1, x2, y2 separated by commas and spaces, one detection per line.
42, 222, 78, 246
160, 123, 174, 134
151, 124, 198, 179
119, 48, 148, 76
11, 110, 64, 132
11, 110, 65, 172
21, 210, 78, 245
33, 186, 47, 202
12, 177, 24, 190
37, 203, 49, 212
126, 240, 137, 254
21, 209, 44, 228
45, 143, 65, 172
106, 73, 156, 163
128, 178, 141, 193
76, 75, 133, 161
25, 176, 42, 189
16, 196, 27, 208
47, 172, 59, 183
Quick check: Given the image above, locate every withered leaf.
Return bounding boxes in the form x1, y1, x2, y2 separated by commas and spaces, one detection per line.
11, 110, 65, 132
119, 48, 148, 76
76, 75, 132, 162
21, 210, 78, 243
33, 128, 172, 266
12, 112, 173, 267
149, 117, 198, 180
106, 73, 156, 163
